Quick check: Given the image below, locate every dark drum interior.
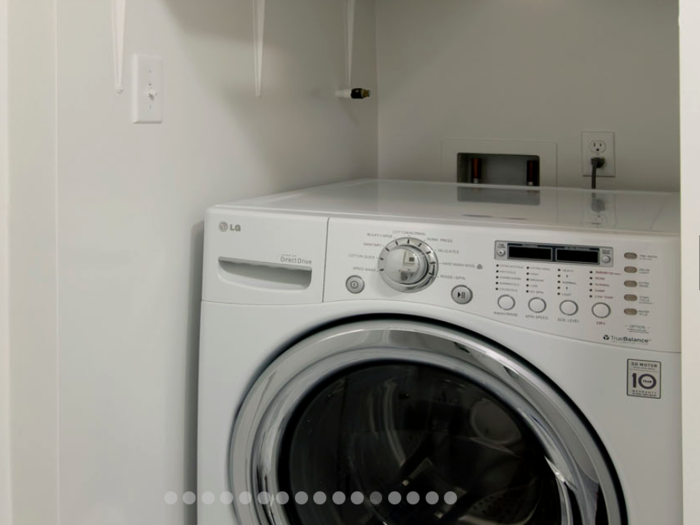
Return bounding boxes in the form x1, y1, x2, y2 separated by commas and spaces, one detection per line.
278, 362, 564, 525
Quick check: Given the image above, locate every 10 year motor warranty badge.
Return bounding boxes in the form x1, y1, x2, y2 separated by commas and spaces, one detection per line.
627, 360, 662, 399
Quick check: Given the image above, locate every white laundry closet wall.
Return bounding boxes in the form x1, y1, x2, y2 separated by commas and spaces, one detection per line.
680, 1, 700, 523
6, 0, 377, 524
7, 1, 60, 524
0, 0, 11, 522
376, 0, 680, 191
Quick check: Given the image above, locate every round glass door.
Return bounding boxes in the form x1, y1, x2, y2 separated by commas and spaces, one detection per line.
280, 362, 560, 525
229, 319, 625, 525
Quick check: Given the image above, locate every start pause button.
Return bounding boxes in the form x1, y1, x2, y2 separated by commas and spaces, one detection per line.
451, 286, 473, 305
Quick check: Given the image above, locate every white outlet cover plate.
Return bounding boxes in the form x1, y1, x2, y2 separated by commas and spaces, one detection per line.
582, 132, 615, 177
132, 54, 163, 124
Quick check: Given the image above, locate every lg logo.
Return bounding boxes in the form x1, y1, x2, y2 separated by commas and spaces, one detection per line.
219, 222, 242, 233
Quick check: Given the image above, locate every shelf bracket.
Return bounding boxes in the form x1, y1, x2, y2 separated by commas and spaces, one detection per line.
111, 0, 126, 94
253, 0, 266, 97
344, 0, 357, 86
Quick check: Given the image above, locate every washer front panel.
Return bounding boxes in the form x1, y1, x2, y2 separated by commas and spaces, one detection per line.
323, 218, 680, 352
229, 320, 625, 525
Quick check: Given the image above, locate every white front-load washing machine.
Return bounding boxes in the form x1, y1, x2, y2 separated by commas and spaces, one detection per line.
198, 180, 681, 525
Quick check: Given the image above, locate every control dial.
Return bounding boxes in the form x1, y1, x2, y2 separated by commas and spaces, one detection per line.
378, 238, 438, 293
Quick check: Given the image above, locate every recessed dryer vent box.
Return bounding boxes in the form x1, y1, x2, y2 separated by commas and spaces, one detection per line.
457, 153, 541, 186
442, 139, 558, 186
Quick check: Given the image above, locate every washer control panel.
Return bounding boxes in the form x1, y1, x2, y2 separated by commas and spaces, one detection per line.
324, 218, 680, 352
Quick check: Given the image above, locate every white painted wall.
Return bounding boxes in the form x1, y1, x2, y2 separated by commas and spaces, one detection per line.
7, 0, 377, 524
376, 0, 680, 191
0, 0, 12, 523
680, 2, 700, 523
7, 0, 60, 524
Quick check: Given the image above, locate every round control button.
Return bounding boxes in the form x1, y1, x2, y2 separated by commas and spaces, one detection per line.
497, 248, 506, 257
528, 298, 547, 314
346, 276, 365, 294
624, 253, 638, 260
592, 302, 612, 319
560, 300, 579, 316
498, 295, 516, 311
601, 255, 612, 264
624, 266, 638, 274
451, 286, 473, 305
624, 280, 638, 288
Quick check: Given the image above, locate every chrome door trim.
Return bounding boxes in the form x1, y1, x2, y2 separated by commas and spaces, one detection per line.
229, 319, 625, 525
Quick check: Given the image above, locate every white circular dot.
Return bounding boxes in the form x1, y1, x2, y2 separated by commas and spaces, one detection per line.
407, 492, 419, 505
444, 491, 457, 505
295, 492, 308, 505
276, 491, 289, 505
220, 492, 234, 505
351, 492, 364, 504
425, 491, 439, 505
258, 492, 272, 505
164, 492, 178, 505
183, 492, 196, 505
369, 492, 383, 505
388, 492, 402, 505
332, 492, 346, 505
313, 492, 327, 505
239, 491, 252, 505
202, 492, 215, 505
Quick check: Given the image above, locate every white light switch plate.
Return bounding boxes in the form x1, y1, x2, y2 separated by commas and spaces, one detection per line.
132, 55, 163, 124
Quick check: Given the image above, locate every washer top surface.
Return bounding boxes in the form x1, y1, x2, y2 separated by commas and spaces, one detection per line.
218, 179, 679, 235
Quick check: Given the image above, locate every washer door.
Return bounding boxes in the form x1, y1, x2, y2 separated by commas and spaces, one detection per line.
230, 319, 625, 525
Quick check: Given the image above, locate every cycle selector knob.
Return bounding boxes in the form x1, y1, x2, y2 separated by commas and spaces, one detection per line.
378, 238, 438, 293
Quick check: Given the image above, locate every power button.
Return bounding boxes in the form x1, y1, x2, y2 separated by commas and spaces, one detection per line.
346, 276, 365, 294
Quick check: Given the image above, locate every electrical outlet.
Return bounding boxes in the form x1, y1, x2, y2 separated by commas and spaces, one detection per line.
582, 132, 615, 177
589, 140, 607, 154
